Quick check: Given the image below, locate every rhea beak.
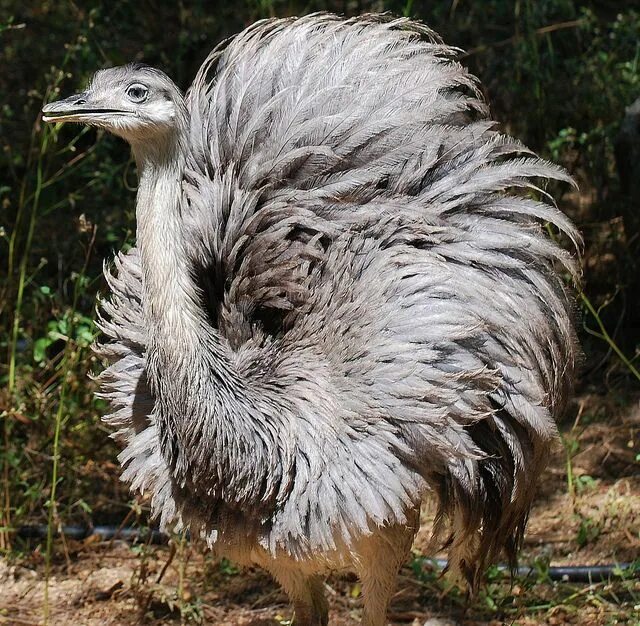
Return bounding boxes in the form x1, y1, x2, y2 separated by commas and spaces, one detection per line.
42, 92, 132, 124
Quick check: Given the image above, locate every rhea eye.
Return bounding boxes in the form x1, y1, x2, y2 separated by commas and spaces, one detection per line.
126, 83, 148, 103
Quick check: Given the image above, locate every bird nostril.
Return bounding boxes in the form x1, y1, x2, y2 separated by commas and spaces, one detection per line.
75, 98, 87, 105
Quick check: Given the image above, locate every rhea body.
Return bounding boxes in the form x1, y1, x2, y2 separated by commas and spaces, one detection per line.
43, 15, 578, 626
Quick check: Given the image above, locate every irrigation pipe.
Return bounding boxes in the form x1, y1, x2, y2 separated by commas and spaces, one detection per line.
15, 524, 637, 583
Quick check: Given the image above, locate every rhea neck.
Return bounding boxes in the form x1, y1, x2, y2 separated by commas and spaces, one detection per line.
126, 119, 288, 506
131, 125, 203, 352
128, 121, 283, 504
130, 122, 235, 476
131, 138, 248, 401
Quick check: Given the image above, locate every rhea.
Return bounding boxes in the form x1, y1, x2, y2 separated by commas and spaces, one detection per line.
43, 15, 578, 626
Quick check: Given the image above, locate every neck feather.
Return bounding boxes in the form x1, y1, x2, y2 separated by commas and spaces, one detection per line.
135, 139, 200, 349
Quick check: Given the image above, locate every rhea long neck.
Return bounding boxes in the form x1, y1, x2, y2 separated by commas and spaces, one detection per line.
132, 124, 242, 366
133, 132, 198, 349
130, 128, 294, 511
132, 129, 244, 482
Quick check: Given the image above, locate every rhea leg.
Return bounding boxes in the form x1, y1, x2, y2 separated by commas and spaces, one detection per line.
355, 507, 420, 626
270, 568, 328, 626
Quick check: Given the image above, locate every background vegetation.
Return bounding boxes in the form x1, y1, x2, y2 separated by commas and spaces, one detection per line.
1, 0, 639, 623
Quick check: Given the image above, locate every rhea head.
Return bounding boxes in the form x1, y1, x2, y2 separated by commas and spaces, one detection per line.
42, 64, 185, 151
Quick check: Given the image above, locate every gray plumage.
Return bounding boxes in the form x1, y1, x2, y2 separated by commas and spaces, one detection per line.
43, 14, 579, 625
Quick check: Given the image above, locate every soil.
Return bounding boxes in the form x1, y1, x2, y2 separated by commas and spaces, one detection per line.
1, 393, 639, 626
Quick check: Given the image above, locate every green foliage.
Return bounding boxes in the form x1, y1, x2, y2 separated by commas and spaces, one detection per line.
33, 311, 95, 364
545, 8, 640, 192
218, 557, 240, 576
576, 515, 601, 547
407, 553, 636, 622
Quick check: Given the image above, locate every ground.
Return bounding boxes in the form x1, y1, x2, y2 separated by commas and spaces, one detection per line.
1, 393, 639, 626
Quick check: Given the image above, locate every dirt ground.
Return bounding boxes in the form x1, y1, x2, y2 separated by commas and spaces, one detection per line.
1, 393, 639, 626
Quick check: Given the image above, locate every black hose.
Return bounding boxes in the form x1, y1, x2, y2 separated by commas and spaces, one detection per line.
15, 524, 638, 583
17, 524, 167, 544
424, 558, 638, 583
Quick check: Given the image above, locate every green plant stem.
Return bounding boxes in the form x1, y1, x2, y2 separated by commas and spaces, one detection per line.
565, 437, 575, 507
0, 410, 9, 552
8, 135, 47, 386
43, 384, 66, 626
1, 121, 49, 552
545, 222, 639, 383
43, 224, 96, 625
580, 291, 640, 382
